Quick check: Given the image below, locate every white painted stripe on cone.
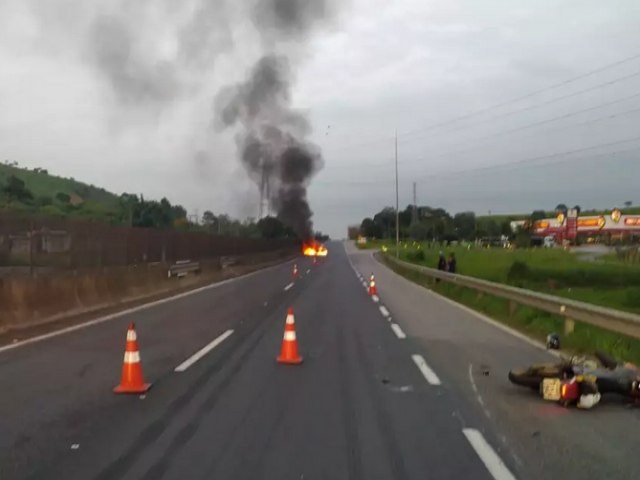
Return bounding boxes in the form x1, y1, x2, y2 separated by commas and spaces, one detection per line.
462, 429, 517, 480
284, 282, 294, 291
379, 306, 390, 317
391, 323, 406, 339
174, 329, 234, 372
411, 354, 441, 385
123, 351, 140, 364
126, 330, 137, 341
283, 330, 297, 341
286, 315, 295, 325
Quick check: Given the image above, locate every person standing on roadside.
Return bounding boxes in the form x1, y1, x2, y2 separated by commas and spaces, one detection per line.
447, 252, 457, 273
437, 251, 447, 271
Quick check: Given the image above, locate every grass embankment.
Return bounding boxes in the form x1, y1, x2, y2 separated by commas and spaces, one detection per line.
364, 240, 640, 363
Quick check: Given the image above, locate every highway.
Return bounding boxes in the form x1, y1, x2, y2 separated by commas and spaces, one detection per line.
0, 241, 637, 479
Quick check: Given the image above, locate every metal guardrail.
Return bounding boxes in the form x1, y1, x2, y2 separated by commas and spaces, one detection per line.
384, 254, 640, 340
167, 260, 201, 278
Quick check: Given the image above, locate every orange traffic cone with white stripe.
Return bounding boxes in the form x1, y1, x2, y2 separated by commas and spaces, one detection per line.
114, 323, 151, 394
369, 274, 377, 296
293, 264, 299, 280
277, 308, 303, 365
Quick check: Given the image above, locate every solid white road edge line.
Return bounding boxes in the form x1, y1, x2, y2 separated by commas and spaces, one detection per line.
0, 258, 293, 355
390, 323, 406, 339
468, 364, 491, 419
175, 329, 234, 372
462, 429, 517, 480
284, 282, 294, 291
411, 354, 441, 385
379, 306, 390, 317
371, 252, 560, 359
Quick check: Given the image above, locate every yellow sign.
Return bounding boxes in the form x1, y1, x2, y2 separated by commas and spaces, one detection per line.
611, 208, 622, 223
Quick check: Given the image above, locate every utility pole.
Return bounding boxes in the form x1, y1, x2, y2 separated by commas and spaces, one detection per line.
412, 182, 417, 225
395, 130, 399, 258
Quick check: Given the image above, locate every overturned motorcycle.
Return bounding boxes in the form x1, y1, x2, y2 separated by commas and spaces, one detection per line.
508, 351, 640, 409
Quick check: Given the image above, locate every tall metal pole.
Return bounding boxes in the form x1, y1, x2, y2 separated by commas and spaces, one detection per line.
395, 130, 399, 258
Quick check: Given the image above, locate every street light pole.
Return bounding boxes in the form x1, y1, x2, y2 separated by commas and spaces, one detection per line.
395, 130, 399, 258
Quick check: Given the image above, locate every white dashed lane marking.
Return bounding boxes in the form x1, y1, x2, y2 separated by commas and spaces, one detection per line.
284, 282, 294, 291
411, 354, 441, 385
379, 306, 390, 317
462, 429, 517, 480
175, 330, 234, 372
390, 323, 406, 339
371, 295, 379, 303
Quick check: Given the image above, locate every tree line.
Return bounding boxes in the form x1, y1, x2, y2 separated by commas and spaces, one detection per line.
358, 205, 514, 242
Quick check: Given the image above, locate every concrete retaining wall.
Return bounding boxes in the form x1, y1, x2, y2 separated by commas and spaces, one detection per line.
0, 248, 295, 334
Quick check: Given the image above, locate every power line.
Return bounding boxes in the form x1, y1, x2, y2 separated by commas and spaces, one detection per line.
398, 54, 640, 139
413, 134, 640, 180
316, 141, 640, 186
326, 94, 640, 171
320, 52, 640, 154
399, 69, 640, 144
399, 103, 640, 166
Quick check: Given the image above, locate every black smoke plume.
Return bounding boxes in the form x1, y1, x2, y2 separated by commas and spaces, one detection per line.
216, 55, 322, 239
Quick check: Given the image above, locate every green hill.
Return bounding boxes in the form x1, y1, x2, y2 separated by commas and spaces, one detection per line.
0, 163, 121, 220
0, 163, 118, 205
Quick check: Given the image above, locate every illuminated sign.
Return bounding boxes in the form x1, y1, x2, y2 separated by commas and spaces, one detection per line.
556, 212, 566, 226
534, 221, 550, 230
625, 217, 640, 226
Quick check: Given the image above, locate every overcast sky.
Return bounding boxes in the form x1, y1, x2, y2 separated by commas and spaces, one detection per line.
2, 0, 640, 238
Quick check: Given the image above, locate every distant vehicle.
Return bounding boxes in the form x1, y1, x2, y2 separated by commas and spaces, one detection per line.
543, 236, 556, 248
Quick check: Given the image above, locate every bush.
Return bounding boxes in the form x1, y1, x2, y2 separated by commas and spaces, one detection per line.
406, 249, 426, 262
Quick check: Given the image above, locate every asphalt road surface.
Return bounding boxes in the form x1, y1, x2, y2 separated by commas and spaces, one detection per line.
0, 241, 636, 479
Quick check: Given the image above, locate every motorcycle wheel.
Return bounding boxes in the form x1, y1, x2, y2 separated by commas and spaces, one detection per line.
508, 365, 565, 389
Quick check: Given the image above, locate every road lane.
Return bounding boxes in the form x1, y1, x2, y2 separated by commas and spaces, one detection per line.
2, 242, 502, 479
349, 244, 640, 480
0, 256, 312, 479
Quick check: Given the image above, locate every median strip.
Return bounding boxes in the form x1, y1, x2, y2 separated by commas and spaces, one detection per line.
462, 428, 516, 480
174, 329, 234, 372
411, 354, 441, 385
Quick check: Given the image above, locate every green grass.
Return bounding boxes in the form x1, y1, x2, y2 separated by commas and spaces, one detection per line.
364, 240, 640, 314
382, 255, 640, 364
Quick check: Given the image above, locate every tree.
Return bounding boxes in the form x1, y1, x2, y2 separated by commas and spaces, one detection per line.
500, 219, 513, 236
202, 210, 218, 231
555, 204, 568, 214
486, 219, 501, 237
624, 200, 633, 208
453, 212, 476, 240
531, 210, 547, 222
2, 175, 33, 203
55, 192, 71, 204
372, 207, 396, 238
360, 217, 382, 238
257, 216, 290, 239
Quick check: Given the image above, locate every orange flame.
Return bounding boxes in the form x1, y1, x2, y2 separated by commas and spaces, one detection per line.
302, 243, 328, 257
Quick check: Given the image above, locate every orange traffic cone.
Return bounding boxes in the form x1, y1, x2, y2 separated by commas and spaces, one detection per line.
114, 323, 151, 394
277, 308, 303, 364
293, 264, 299, 280
369, 274, 377, 296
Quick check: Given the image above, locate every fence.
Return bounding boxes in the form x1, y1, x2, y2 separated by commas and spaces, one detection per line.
0, 213, 295, 276
384, 254, 640, 340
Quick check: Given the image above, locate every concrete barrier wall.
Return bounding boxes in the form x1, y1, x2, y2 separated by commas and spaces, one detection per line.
0, 247, 295, 334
